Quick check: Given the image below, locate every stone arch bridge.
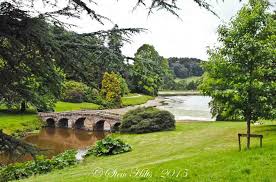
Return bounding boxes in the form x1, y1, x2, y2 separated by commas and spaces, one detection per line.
39, 111, 121, 131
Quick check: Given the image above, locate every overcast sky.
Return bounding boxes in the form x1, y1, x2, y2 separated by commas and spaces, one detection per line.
68, 0, 249, 60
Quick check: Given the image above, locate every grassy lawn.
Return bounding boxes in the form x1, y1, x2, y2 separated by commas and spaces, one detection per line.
122, 94, 154, 106
55, 102, 101, 112
0, 111, 39, 134
21, 121, 276, 182
174, 76, 201, 83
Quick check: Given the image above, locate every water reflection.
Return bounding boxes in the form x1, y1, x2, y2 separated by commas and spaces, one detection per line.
0, 128, 107, 165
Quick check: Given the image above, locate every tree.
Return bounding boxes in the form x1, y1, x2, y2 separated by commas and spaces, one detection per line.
61, 81, 89, 103
132, 44, 165, 96
0, 3, 141, 111
3, 0, 217, 24
160, 58, 175, 90
199, 0, 276, 149
0, 3, 65, 111
168, 57, 204, 78
100, 72, 122, 107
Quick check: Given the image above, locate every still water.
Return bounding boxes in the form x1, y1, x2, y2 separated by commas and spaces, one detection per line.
0, 128, 108, 165
157, 96, 214, 121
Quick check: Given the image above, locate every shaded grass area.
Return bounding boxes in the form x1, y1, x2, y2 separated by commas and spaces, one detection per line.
21, 121, 276, 182
55, 102, 101, 112
122, 94, 154, 106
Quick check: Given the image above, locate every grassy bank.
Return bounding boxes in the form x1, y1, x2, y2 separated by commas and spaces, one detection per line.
158, 90, 201, 96
122, 94, 154, 106
0, 111, 39, 135
0, 94, 153, 134
21, 121, 276, 182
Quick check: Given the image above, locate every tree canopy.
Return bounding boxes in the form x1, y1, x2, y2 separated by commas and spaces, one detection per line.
168, 57, 204, 78
200, 0, 276, 149
132, 44, 173, 96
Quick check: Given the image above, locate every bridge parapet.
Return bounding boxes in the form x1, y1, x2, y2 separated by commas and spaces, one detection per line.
38, 110, 121, 131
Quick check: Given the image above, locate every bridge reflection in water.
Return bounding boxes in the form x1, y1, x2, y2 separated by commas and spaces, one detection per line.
24, 128, 107, 156
0, 128, 108, 165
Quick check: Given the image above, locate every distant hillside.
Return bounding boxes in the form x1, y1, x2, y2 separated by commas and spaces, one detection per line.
168, 57, 204, 78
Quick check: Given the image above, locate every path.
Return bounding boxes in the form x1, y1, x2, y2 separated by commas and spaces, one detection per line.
106, 97, 164, 115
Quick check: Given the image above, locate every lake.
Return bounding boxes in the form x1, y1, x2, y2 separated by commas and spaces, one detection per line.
157, 95, 214, 121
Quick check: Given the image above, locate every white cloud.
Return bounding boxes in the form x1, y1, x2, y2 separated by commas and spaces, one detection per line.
68, 0, 247, 60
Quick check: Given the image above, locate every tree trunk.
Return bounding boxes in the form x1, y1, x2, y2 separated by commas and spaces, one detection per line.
20, 101, 26, 112
246, 118, 251, 149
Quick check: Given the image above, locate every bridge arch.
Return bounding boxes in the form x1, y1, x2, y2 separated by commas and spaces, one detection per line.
94, 120, 110, 131
46, 118, 55, 128
74, 117, 86, 129
58, 118, 69, 128
111, 122, 121, 132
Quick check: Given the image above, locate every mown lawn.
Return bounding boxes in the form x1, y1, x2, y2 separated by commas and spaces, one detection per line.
122, 94, 154, 106
21, 121, 276, 182
55, 102, 101, 112
0, 111, 39, 134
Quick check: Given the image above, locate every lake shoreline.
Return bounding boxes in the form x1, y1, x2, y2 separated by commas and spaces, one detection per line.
158, 90, 202, 96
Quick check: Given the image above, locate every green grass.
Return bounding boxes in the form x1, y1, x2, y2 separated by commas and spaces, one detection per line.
21, 121, 276, 182
0, 111, 39, 134
174, 76, 201, 83
122, 94, 154, 106
55, 94, 154, 111
55, 102, 101, 112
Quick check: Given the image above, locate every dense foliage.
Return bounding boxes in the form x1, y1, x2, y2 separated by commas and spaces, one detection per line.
199, 0, 276, 148
120, 107, 175, 134
118, 75, 130, 96
172, 77, 202, 91
85, 136, 131, 157
132, 44, 174, 95
100, 72, 122, 107
0, 3, 65, 111
168, 57, 204, 78
0, 150, 77, 182
61, 81, 89, 103
0, 2, 141, 111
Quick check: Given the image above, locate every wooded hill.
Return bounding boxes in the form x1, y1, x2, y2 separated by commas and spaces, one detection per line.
168, 57, 204, 78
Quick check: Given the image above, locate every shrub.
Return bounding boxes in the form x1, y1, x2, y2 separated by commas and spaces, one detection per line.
120, 107, 175, 134
175, 80, 188, 90
52, 150, 77, 169
186, 80, 198, 90
85, 88, 100, 103
0, 150, 77, 182
100, 72, 122, 107
85, 136, 131, 157
62, 81, 89, 103
118, 75, 130, 96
